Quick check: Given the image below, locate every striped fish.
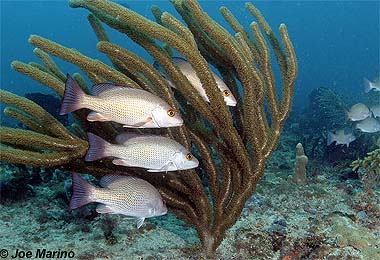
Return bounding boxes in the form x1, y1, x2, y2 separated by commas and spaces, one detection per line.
70, 173, 167, 228
85, 133, 199, 172
154, 57, 237, 106
60, 74, 183, 128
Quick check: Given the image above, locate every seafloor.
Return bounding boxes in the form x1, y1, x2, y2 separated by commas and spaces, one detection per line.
0, 129, 379, 260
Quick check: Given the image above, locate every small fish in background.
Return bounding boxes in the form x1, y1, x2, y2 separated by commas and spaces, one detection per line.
70, 173, 167, 228
85, 133, 199, 172
60, 74, 183, 128
370, 104, 380, 118
154, 57, 237, 106
364, 78, 380, 93
355, 117, 380, 133
327, 129, 356, 147
347, 103, 371, 121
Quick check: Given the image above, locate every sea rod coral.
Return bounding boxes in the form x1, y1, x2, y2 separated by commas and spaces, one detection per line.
0, 0, 297, 257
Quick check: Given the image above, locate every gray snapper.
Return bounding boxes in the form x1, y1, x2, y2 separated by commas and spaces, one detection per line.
364, 78, 380, 93
154, 57, 237, 106
327, 129, 356, 147
60, 74, 183, 128
85, 133, 199, 172
347, 103, 371, 121
70, 173, 167, 229
355, 117, 380, 133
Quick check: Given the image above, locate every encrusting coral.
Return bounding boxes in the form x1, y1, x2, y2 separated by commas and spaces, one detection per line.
0, 0, 297, 257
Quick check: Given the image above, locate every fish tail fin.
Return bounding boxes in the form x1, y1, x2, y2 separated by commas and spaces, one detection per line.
327, 131, 335, 146
70, 173, 96, 210
364, 78, 373, 93
85, 133, 111, 161
60, 74, 86, 115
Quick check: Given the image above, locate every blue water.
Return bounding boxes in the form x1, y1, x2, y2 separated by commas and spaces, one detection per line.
1, 1, 380, 258
1, 0, 379, 109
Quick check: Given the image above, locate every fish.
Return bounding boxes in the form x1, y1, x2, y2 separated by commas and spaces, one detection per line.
85, 133, 199, 172
347, 103, 371, 121
364, 78, 380, 93
60, 74, 183, 128
355, 117, 380, 133
370, 104, 380, 118
327, 129, 356, 147
154, 57, 237, 106
70, 173, 167, 228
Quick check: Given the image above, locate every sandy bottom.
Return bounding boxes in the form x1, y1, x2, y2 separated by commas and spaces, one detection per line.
0, 146, 379, 260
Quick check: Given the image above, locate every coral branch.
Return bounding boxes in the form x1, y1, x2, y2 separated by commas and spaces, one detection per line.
1, 1, 297, 257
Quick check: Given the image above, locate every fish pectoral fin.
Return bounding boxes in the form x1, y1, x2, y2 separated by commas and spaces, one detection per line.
147, 161, 174, 173
123, 117, 153, 128
136, 217, 145, 229
87, 111, 110, 122
112, 159, 131, 167
147, 169, 160, 172
96, 204, 114, 214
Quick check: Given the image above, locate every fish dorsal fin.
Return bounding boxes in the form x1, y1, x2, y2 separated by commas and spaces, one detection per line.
92, 83, 129, 96
99, 174, 128, 188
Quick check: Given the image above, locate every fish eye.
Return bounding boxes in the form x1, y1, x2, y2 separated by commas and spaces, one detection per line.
167, 109, 175, 117
223, 90, 230, 97
186, 153, 193, 161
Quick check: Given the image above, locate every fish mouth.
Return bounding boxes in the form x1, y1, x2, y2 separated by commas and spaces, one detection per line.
159, 208, 168, 216
226, 99, 237, 106
193, 157, 200, 167
170, 117, 184, 127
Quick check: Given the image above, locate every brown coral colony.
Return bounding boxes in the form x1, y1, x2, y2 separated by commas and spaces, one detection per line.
0, 0, 297, 257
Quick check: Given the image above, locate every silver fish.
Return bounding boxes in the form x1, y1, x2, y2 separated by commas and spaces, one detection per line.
347, 103, 371, 121
355, 117, 380, 133
60, 74, 183, 128
70, 173, 167, 228
154, 57, 237, 106
370, 104, 380, 118
85, 133, 199, 172
327, 129, 356, 147
364, 78, 380, 93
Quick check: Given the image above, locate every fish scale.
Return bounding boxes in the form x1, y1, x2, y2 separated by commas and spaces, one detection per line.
85, 133, 199, 172
70, 173, 167, 228
154, 57, 237, 106
84, 90, 157, 124
115, 136, 181, 168
60, 74, 183, 128
95, 186, 152, 213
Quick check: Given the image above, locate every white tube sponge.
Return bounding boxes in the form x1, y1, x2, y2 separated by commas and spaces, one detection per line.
293, 143, 308, 184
